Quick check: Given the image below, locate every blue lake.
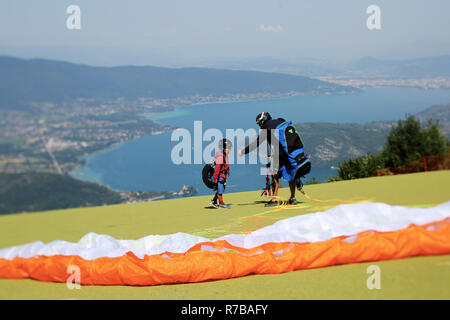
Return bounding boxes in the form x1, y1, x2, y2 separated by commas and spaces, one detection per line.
70, 87, 450, 196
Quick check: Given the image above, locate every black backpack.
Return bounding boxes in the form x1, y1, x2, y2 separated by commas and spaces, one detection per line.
202, 162, 216, 189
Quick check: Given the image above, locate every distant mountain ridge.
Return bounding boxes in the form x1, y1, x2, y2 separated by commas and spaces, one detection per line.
175, 55, 450, 79
0, 56, 355, 110
415, 103, 450, 136
349, 55, 450, 78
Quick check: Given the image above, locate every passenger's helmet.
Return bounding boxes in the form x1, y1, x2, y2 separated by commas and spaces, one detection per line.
218, 138, 232, 150
256, 112, 272, 127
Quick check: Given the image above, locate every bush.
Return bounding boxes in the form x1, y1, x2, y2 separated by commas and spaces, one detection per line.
305, 177, 320, 185
337, 153, 386, 180
327, 174, 343, 182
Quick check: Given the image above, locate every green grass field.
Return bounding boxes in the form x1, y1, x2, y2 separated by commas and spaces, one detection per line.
0, 170, 449, 299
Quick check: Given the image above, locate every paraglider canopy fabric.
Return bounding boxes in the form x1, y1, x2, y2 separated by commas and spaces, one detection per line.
0, 202, 449, 286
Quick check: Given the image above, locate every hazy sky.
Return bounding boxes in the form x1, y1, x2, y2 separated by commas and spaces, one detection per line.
1, 0, 449, 66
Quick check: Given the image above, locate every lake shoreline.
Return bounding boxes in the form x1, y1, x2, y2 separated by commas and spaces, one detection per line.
70, 90, 359, 187
141, 89, 361, 123
68, 127, 174, 189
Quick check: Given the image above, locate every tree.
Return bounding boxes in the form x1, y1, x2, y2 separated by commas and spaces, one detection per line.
383, 116, 448, 168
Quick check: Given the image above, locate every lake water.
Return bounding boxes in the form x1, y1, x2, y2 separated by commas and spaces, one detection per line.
70, 87, 450, 196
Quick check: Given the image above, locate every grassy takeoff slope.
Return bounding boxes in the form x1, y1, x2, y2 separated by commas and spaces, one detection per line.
0, 170, 449, 299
